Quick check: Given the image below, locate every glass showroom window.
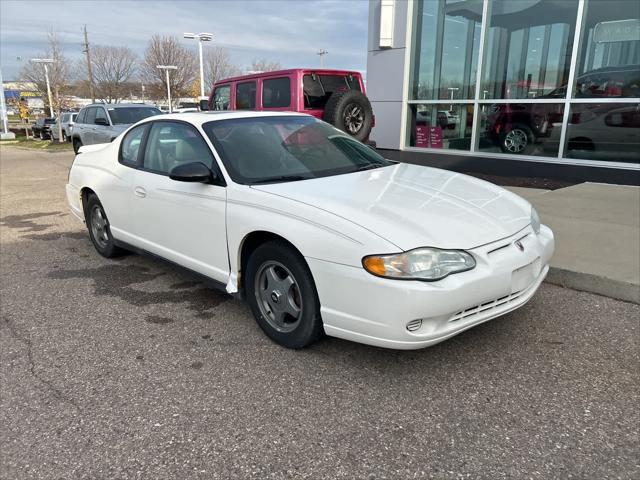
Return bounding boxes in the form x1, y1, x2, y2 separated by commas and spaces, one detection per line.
407, 104, 474, 150
476, 103, 565, 156
480, 0, 579, 99
573, 0, 640, 99
409, 0, 482, 100
562, 0, 640, 164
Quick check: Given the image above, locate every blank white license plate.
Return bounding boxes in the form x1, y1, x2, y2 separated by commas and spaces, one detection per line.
511, 258, 541, 293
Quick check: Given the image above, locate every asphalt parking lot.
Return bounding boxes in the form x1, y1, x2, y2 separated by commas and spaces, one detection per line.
1, 146, 638, 479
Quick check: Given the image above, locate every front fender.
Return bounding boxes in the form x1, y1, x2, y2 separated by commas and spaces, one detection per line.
225, 186, 397, 291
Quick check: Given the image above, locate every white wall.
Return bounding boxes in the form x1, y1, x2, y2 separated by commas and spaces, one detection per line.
366, 0, 410, 150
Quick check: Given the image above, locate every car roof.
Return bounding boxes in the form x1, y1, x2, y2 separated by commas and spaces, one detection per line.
83, 103, 158, 109
140, 110, 311, 127
214, 68, 363, 85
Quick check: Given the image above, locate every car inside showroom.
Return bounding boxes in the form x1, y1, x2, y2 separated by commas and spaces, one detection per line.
367, 0, 640, 180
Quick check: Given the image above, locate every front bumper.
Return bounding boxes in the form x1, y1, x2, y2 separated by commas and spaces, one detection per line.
307, 225, 554, 350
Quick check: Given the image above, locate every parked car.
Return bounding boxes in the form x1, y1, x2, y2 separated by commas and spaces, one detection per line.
484, 103, 563, 153
545, 104, 640, 163
32, 117, 56, 140
486, 65, 640, 154
72, 104, 161, 154
204, 69, 375, 142
66, 111, 554, 350
51, 112, 78, 142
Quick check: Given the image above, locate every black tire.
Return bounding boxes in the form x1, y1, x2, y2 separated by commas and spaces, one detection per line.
323, 90, 373, 142
39, 130, 45, 140
84, 194, 124, 258
500, 123, 533, 154
62, 132, 67, 142
73, 138, 82, 154
245, 240, 324, 349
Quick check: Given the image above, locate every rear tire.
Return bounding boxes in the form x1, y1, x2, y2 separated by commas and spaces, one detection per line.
245, 240, 324, 349
323, 90, 373, 142
73, 138, 82, 154
84, 194, 124, 258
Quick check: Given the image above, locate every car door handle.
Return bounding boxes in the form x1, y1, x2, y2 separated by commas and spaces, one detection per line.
134, 187, 147, 198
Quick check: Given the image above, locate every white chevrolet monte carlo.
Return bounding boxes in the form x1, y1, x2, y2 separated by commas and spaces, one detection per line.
66, 111, 554, 350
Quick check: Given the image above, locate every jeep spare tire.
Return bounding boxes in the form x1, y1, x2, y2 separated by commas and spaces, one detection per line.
323, 90, 373, 142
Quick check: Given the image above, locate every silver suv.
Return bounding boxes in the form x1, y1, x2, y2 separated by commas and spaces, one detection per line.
72, 104, 161, 153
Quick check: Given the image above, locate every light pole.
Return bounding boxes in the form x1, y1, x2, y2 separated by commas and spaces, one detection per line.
447, 87, 459, 111
0, 66, 16, 139
157, 65, 177, 113
317, 49, 328, 68
184, 32, 213, 100
31, 58, 54, 118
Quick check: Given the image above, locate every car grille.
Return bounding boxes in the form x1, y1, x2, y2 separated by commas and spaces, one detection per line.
449, 288, 527, 323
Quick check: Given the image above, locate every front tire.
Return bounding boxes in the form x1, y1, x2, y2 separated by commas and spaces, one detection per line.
73, 138, 82, 154
84, 194, 124, 258
245, 241, 324, 348
500, 124, 533, 154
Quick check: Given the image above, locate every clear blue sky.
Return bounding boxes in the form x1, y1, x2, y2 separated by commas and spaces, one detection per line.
0, 0, 369, 80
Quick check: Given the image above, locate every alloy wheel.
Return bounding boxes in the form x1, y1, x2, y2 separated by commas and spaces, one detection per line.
343, 103, 364, 134
254, 261, 303, 333
90, 205, 110, 249
503, 128, 528, 153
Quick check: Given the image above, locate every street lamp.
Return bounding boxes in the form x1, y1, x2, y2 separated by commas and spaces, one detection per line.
317, 49, 328, 68
184, 32, 213, 100
0, 66, 16, 139
31, 58, 55, 118
157, 65, 177, 113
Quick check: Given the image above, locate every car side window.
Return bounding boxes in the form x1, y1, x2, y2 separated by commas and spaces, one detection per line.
119, 124, 147, 167
262, 77, 291, 108
76, 109, 86, 124
213, 85, 230, 110
85, 107, 97, 124
143, 122, 214, 175
236, 81, 256, 109
95, 107, 108, 125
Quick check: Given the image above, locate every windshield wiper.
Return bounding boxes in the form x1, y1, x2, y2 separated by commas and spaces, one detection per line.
354, 163, 384, 172
250, 175, 311, 185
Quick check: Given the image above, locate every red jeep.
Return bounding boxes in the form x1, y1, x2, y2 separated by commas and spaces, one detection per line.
205, 69, 374, 142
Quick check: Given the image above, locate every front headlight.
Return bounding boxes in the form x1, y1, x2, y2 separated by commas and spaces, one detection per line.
362, 247, 476, 281
531, 207, 541, 234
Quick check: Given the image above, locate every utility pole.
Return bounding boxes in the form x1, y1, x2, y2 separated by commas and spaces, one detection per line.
317, 49, 328, 68
82, 25, 96, 103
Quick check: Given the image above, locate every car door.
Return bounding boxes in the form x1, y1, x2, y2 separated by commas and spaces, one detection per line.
83, 107, 97, 144
94, 107, 111, 143
131, 120, 229, 282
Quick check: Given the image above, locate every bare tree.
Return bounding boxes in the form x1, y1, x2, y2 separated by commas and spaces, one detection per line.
20, 31, 72, 115
141, 35, 197, 103
85, 45, 138, 103
204, 47, 242, 90
249, 58, 282, 73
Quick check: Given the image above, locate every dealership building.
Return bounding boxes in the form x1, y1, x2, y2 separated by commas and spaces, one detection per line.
366, 0, 640, 183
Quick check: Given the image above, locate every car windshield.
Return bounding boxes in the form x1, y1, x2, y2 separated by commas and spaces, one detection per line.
107, 107, 161, 125
44, 118, 56, 124
203, 116, 392, 184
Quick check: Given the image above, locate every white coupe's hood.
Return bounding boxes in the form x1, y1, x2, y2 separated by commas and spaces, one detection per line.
252, 163, 532, 250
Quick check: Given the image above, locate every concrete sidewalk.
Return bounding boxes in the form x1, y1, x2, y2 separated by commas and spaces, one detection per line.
506, 183, 640, 304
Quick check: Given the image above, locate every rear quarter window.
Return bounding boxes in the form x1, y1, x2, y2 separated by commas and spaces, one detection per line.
236, 82, 256, 109
262, 77, 291, 108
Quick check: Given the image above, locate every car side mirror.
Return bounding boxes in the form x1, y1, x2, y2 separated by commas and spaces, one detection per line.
169, 162, 215, 183
95, 118, 109, 126
199, 99, 209, 111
